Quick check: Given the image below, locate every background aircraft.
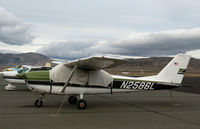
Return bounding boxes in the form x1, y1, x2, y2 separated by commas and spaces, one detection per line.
0, 64, 52, 90
22, 53, 190, 109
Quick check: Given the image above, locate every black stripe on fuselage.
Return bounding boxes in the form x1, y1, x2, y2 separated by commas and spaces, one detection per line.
27, 81, 107, 89
27, 80, 181, 90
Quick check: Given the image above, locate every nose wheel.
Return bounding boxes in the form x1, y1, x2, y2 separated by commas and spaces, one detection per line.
34, 93, 44, 108
34, 99, 43, 107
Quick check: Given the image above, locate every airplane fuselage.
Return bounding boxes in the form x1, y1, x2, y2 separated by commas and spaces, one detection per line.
1, 71, 25, 84
26, 70, 181, 95
22, 54, 190, 109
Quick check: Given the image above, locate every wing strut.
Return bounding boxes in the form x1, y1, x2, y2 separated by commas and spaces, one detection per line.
110, 81, 113, 95
61, 65, 77, 93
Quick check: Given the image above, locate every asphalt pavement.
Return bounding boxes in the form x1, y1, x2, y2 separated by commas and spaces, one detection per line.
0, 77, 200, 129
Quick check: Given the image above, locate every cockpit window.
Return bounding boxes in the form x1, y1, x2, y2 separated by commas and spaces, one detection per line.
29, 67, 52, 72
17, 67, 29, 74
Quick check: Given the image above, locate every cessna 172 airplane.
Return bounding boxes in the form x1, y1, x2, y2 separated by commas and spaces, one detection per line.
22, 53, 190, 109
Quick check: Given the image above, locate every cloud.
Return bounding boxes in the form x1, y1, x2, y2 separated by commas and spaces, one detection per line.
38, 28, 200, 59
99, 28, 200, 56
0, 49, 19, 54
0, 7, 35, 45
38, 41, 97, 60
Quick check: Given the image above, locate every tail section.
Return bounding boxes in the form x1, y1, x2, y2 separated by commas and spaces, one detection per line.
156, 53, 190, 84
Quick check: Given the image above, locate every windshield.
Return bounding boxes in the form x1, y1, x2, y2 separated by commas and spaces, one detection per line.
29, 67, 52, 72
17, 67, 29, 74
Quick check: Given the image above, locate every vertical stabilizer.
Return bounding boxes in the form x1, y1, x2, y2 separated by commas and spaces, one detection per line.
156, 53, 190, 84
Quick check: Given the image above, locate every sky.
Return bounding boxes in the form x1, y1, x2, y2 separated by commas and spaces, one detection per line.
0, 0, 200, 59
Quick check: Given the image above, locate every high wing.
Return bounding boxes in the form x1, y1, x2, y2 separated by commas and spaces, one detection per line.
51, 58, 68, 65
64, 56, 127, 70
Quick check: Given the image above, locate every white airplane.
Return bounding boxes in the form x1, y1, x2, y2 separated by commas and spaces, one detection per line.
23, 53, 190, 109
0, 65, 52, 90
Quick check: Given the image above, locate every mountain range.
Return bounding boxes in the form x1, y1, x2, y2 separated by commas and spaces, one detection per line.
0, 53, 51, 68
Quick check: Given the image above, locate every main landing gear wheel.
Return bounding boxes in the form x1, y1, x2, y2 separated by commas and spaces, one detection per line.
34, 99, 43, 108
76, 99, 87, 109
68, 96, 77, 105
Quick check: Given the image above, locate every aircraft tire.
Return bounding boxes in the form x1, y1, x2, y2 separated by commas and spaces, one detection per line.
68, 96, 77, 105
77, 99, 87, 109
34, 99, 43, 108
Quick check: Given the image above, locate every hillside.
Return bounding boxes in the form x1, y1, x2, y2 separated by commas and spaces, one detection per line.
0, 52, 51, 68
105, 57, 200, 76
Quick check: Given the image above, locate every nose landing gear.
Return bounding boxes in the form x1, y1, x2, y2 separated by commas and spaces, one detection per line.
34, 93, 44, 108
34, 99, 43, 107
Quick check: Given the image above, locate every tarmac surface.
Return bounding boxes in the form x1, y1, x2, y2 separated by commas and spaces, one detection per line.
0, 77, 200, 129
